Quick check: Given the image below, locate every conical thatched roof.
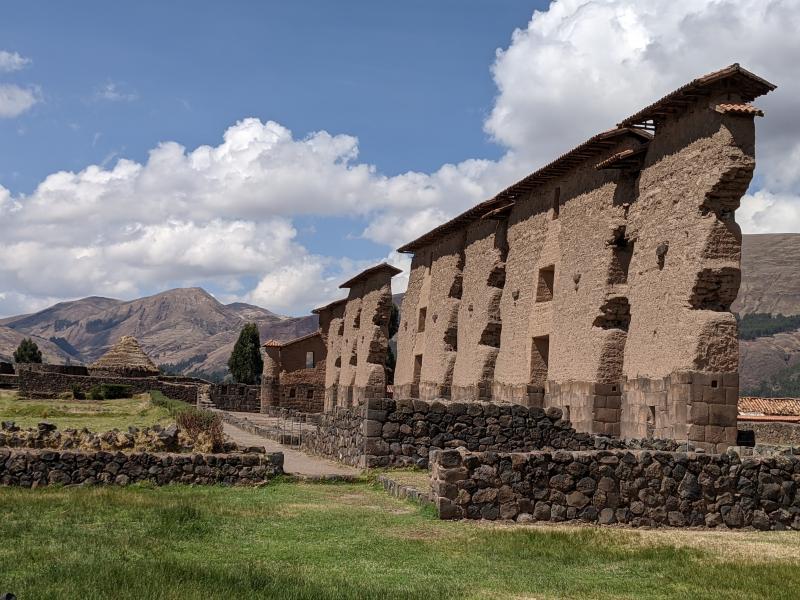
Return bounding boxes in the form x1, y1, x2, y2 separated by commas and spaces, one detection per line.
89, 336, 159, 378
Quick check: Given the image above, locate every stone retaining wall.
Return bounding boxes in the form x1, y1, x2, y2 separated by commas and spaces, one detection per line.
430, 448, 800, 530
0, 447, 283, 487
301, 406, 364, 466
208, 383, 260, 412
739, 421, 800, 448
0, 374, 18, 388
17, 370, 198, 403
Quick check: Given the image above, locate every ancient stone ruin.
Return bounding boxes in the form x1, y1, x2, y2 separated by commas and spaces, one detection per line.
388, 64, 776, 453
89, 335, 161, 378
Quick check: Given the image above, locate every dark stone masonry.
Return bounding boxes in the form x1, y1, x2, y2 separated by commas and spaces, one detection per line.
430, 447, 800, 530
0, 447, 283, 487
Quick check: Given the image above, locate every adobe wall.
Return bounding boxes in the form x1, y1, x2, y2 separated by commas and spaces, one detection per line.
319, 265, 398, 410
278, 333, 326, 372
0, 447, 283, 487
619, 102, 754, 451
392, 70, 769, 453
739, 421, 800, 447
430, 448, 800, 531
319, 301, 346, 412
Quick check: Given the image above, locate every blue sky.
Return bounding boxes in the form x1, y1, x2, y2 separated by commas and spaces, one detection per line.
0, 1, 797, 317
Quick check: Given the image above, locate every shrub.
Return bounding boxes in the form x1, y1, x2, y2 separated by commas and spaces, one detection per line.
87, 385, 104, 400
99, 384, 133, 399
149, 390, 190, 417
176, 408, 224, 452
71, 385, 86, 400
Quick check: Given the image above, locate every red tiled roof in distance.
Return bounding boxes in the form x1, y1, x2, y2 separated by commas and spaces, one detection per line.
339, 262, 402, 289
738, 396, 800, 417
263, 339, 283, 347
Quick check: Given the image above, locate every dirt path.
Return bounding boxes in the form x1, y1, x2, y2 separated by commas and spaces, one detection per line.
223, 422, 361, 478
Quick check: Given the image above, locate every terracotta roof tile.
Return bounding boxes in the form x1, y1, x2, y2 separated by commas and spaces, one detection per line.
715, 103, 764, 117
739, 396, 800, 417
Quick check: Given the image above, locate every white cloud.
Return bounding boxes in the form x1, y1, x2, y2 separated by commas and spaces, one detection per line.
0, 50, 31, 73
0, 84, 39, 118
94, 81, 138, 102
2, 0, 800, 317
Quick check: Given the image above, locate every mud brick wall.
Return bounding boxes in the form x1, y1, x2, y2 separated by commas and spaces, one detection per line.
17, 370, 198, 403
430, 448, 800, 530
0, 448, 283, 487
208, 383, 261, 412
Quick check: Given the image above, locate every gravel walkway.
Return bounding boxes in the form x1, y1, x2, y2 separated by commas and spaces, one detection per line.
223, 421, 361, 478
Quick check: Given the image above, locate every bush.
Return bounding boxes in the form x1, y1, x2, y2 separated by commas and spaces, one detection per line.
99, 384, 133, 399
71, 385, 85, 400
87, 385, 104, 400
176, 407, 224, 452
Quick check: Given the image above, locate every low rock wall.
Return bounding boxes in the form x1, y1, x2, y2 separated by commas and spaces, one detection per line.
430, 448, 800, 530
301, 406, 364, 466
739, 420, 800, 448
0, 374, 18, 388
208, 383, 260, 412
0, 447, 283, 487
18, 370, 198, 403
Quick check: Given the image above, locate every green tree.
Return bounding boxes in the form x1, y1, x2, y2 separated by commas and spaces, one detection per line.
14, 338, 43, 364
227, 323, 263, 384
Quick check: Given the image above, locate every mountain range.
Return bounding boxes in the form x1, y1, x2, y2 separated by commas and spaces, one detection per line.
2, 233, 799, 392
0, 287, 317, 379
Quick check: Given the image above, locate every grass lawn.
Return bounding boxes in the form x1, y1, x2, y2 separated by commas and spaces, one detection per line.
0, 481, 798, 600
0, 390, 173, 431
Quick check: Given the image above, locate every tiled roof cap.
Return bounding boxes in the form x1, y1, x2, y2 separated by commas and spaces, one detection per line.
339, 262, 402, 289
715, 103, 764, 117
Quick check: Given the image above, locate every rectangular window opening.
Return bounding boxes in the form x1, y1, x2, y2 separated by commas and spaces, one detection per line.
305, 351, 315, 369
536, 266, 555, 302
306, 388, 314, 399
288, 388, 296, 398
417, 307, 427, 333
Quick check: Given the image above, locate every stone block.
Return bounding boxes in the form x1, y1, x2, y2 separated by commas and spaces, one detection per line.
702, 386, 725, 405
708, 404, 736, 427
688, 424, 705, 443
362, 420, 383, 437
689, 403, 708, 425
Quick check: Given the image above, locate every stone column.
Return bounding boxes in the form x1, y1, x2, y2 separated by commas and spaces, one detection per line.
261, 343, 281, 413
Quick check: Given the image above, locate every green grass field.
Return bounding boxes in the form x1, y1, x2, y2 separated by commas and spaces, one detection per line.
1, 480, 798, 600
0, 390, 173, 431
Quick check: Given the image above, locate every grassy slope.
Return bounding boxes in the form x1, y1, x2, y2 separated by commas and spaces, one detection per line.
0, 391, 173, 430
0, 482, 798, 600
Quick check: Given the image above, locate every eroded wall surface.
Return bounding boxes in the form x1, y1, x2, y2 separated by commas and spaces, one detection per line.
392, 71, 770, 452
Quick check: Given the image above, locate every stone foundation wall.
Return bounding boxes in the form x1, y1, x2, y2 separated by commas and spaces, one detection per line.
359, 397, 606, 469
623, 371, 738, 452
739, 421, 800, 448
18, 370, 198, 403
430, 448, 800, 530
300, 406, 364, 466
547, 381, 622, 437
0, 447, 283, 487
278, 367, 324, 412
208, 383, 261, 412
